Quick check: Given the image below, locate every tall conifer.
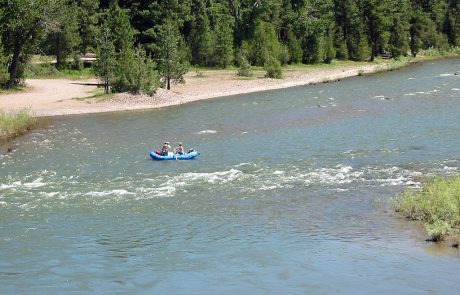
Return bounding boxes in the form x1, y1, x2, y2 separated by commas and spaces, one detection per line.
157, 18, 188, 90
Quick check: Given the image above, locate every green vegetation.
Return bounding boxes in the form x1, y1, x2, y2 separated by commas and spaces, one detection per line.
25, 63, 94, 80
0, 109, 37, 143
95, 5, 159, 94
237, 57, 253, 77
1, 0, 460, 91
156, 18, 188, 90
394, 176, 460, 241
264, 56, 283, 79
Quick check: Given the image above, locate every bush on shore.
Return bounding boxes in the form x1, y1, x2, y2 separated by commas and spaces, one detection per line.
264, 56, 282, 79
0, 109, 37, 143
394, 176, 460, 241
237, 57, 252, 77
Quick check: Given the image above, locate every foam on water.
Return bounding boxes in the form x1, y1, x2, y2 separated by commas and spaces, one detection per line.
196, 130, 217, 134
22, 177, 47, 188
85, 189, 135, 197
172, 169, 244, 184
1, 149, 458, 210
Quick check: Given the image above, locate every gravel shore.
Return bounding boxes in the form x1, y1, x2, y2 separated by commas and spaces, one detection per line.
0, 62, 390, 117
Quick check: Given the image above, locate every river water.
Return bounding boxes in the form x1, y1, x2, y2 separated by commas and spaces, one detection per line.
1, 59, 460, 294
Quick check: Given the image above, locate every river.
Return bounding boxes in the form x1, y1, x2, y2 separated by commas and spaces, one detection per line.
1, 59, 460, 294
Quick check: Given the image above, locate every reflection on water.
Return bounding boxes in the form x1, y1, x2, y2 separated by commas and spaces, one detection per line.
1, 59, 460, 293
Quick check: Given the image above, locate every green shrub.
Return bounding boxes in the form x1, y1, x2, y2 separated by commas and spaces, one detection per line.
394, 176, 460, 241
237, 57, 252, 77
264, 56, 282, 79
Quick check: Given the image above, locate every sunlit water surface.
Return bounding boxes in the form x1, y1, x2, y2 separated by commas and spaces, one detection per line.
1, 59, 460, 293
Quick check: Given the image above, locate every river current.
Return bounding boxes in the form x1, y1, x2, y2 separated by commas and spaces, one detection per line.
1, 59, 460, 294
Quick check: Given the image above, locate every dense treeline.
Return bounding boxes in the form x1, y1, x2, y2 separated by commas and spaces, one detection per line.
1, 0, 459, 92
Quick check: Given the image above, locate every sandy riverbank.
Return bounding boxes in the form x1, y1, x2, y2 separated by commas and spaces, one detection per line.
0, 61, 393, 117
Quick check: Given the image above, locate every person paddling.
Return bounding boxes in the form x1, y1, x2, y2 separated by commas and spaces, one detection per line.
161, 142, 171, 156
175, 143, 185, 155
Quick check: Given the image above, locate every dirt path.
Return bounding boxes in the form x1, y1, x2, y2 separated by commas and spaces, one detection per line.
0, 79, 99, 116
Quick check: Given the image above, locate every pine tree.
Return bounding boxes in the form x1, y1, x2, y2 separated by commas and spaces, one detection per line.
361, 0, 391, 61
334, 0, 369, 61
389, 16, 410, 57
189, 0, 213, 66
323, 34, 336, 63
130, 46, 159, 95
286, 29, 302, 64
78, 0, 100, 54
213, 14, 235, 68
297, 0, 335, 64
106, 4, 137, 92
249, 21, 282, 66
135, 0, 192, 55
302, 33, 323, 64
95, 28, 116, 94
96, 4, 158, 94
443, 11, 457, 46
46, 1, 81, 70
156, 18, 188, 90
409, 7, 425, 56
334, 26, 349, 60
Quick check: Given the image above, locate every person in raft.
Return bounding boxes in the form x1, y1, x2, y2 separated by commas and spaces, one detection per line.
175, 143, 185, 155
161, 142, 172, 156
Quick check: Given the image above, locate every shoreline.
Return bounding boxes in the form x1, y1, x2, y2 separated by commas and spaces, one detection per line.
0, 56, 457, 118
0, 60, 397, 118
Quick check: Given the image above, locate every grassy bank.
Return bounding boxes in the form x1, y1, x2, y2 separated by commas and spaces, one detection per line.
394, 176, 460, 242
0, 109, 38, 144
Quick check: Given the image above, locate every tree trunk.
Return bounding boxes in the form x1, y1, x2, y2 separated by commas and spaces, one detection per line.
167, 76, 171, 90
7, 38, 23, 88
370, 44, 376, 61
56, 34, 62, 70
104, 77, 109, 94
369, 20, 376, 62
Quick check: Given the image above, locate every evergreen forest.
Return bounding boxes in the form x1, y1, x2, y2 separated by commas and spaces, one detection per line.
1, 0, 459, 93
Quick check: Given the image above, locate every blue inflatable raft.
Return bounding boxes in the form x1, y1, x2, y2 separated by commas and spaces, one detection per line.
149, 151, 200, 161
